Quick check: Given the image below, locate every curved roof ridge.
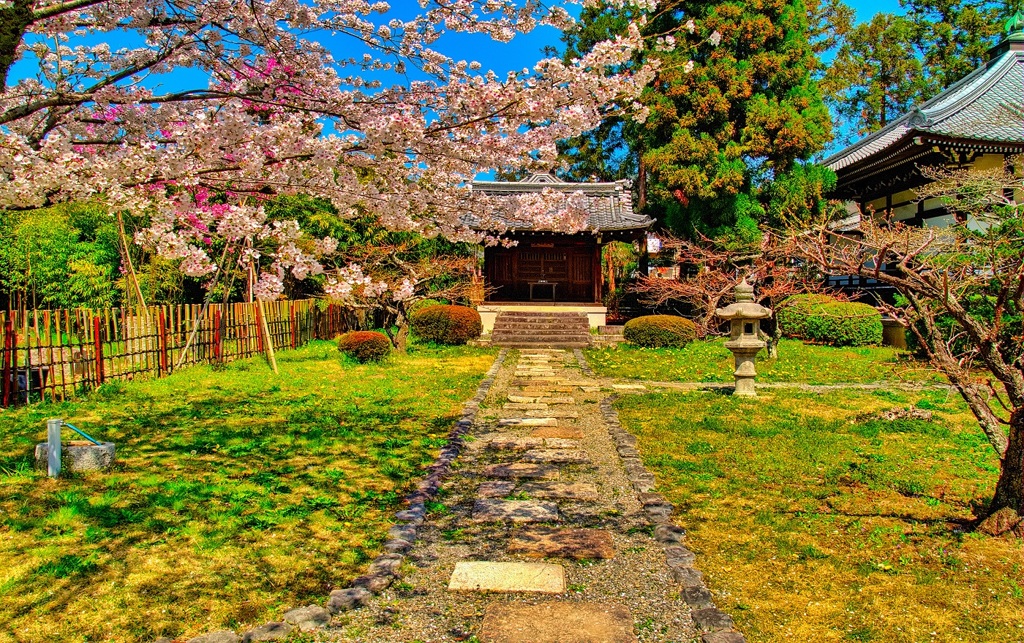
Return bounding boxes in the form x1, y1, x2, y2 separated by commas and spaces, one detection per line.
823, 48, 1024, 170
919, 50, 1022, 126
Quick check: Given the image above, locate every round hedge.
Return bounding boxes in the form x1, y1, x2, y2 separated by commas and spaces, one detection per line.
623, 315, 698, 348
409, 304, 482, 345
803, 301, 883, 347
776, 294, 838, 339
338, 331, 392, 363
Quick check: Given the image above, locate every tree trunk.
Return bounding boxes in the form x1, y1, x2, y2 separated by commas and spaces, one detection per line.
765, 318, 780, 359
991, 409, 1023, 515
394, 321, 409, 353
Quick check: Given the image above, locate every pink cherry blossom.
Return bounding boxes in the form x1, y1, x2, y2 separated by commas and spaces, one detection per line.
1, 0, 659, 287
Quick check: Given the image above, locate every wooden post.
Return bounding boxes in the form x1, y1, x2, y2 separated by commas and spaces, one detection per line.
47, 418, 62, 478
290, 301, 297, 350
213, 309, 223, 362
1, 316, 13, 408
158, 309, 168, 375
92, 316, 105, 385
257, 300, 278, 374
254, 302, 264, 354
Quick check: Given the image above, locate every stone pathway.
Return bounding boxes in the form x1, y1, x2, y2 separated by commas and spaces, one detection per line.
329, 350, 746, 643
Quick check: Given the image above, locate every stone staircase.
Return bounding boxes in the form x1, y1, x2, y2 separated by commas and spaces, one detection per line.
491, 311, 592, 348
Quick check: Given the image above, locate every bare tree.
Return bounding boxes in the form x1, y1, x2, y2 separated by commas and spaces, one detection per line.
787, 159, 1023, 522
634, 233, 837, 356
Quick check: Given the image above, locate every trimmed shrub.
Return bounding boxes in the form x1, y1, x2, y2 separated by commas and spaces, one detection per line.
623, 315, 698, 348
408, 298, 445, 315
410, 305, 482, 345
776, 293, 838, 339
804, 302, 883, 347
338, 331, 392, 363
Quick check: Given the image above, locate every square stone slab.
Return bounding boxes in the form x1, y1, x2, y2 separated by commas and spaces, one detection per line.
526, 409, 579, 418
507, 395, 541, 403
520, 388, 575, 395
482, 462, 559, 479
498, 418, 557, 427
529, 426, 585, 439
524, 395, 575, 404
448, 562, 565, 594
478, 480, 517, 498
472, 499, 560, 523
485, 437, 581, 451
479, 601, 636, 642
523, 449, 590, 464
518, 482, 600, 501
504, 403, 549, 411
508, 528, 615, 560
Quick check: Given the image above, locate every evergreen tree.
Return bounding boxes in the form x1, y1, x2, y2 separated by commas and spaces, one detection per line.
820, 13, 925, 138
824, 2, 1023, 138
904, 0, 1024, 88
560, 1, 835, 246
555, 4, 644, 183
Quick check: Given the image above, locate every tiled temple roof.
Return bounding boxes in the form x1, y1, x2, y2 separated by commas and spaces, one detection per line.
470, 173, 653, 232
823, 46, 1024, 172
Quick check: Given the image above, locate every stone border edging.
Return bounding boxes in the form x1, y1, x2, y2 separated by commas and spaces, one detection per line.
580, 342, 747, 643
574, 348, 597, 378
177, 349, 510, 643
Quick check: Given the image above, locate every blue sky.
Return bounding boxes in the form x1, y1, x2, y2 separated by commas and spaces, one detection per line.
11, 1, 906, 96
439, 0, 906, 76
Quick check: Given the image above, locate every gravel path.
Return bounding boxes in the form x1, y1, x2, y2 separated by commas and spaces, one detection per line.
322, 350, 722, 643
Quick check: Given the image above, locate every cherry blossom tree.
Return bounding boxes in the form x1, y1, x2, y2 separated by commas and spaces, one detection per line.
1, 0, 658, 300
324, 241, 478, 350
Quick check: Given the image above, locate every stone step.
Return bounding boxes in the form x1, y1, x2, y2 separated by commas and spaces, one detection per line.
495, 312, 588, 319
494, 319, 589, 328
493, 333, 591, 341
481, 462, 559, 479
471, 499, 560, 523
518, 481, 599, 501
522, 449, 590, 464
497, 417, 557, 426
448, 561, 565, 594
507, 528, 615, 560
479, 602, 636, 642
496, 342, 591, 349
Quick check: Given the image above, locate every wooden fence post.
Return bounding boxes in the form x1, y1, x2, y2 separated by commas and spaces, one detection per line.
1, 316, 13, 408
290, 301, 297, 349
158, 309, 168, 376
254, 302, 264, 354
213, 309, 223, 362
92, 316, 105, 385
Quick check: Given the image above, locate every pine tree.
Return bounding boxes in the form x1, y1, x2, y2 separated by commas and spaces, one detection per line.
904, 0, 1024, 88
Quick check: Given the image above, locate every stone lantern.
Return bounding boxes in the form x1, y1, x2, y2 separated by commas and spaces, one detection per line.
716, 278, 772, 397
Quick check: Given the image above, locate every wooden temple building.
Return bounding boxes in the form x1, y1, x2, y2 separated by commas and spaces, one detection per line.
821, 19, 1024, 295
824, 18, 1024, 227
469, 173, 652, 336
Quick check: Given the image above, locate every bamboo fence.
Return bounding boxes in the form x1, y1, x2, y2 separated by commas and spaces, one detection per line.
0, 299, 349, 408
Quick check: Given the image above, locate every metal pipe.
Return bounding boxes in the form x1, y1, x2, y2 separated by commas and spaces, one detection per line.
46, 418, 61, 478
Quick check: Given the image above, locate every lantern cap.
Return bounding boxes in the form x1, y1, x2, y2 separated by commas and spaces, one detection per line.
716, 278, 772, 320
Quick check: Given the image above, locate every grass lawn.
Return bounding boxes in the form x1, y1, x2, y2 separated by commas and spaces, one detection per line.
0, 340, 496, 643
586, 338, 945, 385
616, 386, 1024, 643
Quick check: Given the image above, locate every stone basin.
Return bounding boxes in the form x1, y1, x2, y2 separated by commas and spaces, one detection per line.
35, 440, 116, 472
